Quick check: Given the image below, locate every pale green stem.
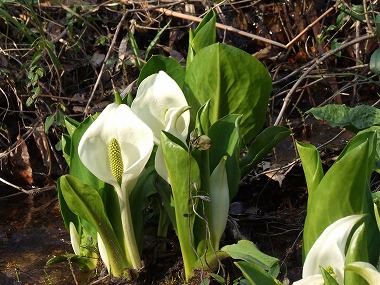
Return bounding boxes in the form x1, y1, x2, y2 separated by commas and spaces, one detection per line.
117, 189, 142, 269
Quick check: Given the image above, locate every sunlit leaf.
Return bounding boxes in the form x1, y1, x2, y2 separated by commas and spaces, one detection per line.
160, 131, 200, 280
221, 240, 280, 278
302, 132, 376, 258
185, 43, 271, 143
59, 174, 128, 276
234, 261, 278, 285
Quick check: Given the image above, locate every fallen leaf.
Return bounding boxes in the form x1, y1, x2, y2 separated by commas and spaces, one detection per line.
33, 124, 51, 175
10, 135, 33, 186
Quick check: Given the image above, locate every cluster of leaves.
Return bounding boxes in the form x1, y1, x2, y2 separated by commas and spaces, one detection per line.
50, 10, 291, 284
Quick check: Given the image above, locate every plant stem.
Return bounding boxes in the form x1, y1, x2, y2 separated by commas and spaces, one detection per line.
118, 189, 142, 269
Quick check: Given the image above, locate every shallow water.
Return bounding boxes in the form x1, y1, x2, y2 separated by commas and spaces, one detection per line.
0, 190, 92, 284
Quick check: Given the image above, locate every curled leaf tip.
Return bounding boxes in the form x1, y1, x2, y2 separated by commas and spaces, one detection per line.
108, 138, 123, 183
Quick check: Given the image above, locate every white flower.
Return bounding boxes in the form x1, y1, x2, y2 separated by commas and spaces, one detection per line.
131, 71, 190, 183
301, 215, 365, 284
78, 103, 154, 195
131, 71, 190, 144
293, 274, 325, 285
78, 102, 154, 270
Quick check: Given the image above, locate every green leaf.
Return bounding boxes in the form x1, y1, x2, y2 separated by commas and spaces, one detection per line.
369, 48, 380, 74
61, 133, 71, 166
98, 183, 125, 255
195, 100, 211, 136
240, 126, 290, 177
137, 55, 185, 89
64, 116, 80, 138
44, 114, 55, 134
160, 131, 200, 280
221, 240, 280, 278
59, 174, 128, 276
302, 132, 376, 258
155, 176, 176, 229
129, 166, 158, 251
185, 43, 272, 143
234, 261, 278, 285
358, 126, 380, 172
209, 114, 242, 199
307, 104, 380, 132
344, 217, 380, 285
57, 178, 79, 232
46, 254, 97, 270
296, 141, 324, 197
187, 10, 216, 66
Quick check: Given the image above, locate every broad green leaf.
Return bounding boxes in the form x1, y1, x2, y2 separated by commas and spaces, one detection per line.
59, 174, 128, 276
296, 141, 324, 197
98, 183, 126, 255
221, 240, 280, 278
155, 175, 176, 229
187, 10, 216, 65
185, 43, 272, 143
209, 114, 241, 199
57, 178, 79, 231
234, 261, 278, 285
160, 131, 200, 280
302, 132, 376, 258
137, 55, 185, 89
307, 104, 380, 133
240, 126, 290, 177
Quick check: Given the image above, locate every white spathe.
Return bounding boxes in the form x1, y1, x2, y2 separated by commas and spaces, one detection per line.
154, 106, 191, 183
131, 71, 190, 145
302, 214, 365, 284
97, 233, 110, 273
69, 222, 81, 255
78, 103, 154, 195
293, 274, 325, 285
